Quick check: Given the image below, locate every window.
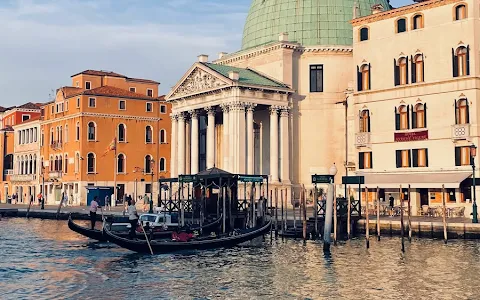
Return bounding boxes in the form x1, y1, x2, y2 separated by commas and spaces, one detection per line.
65, 100, 69, 111
396, 18, 407, 33
88, 98, 96, 108
59, 126, 63, 143
129, 87, 136, 93
455, 146, 471, 166
147, 89, 153, 97
412, 14, 424, 30
396, 149, 411, 168
119, 100, 126, 110
118, 124, 126, 142
395, 105, 409, 130
309, 65, 323, 92
146, 102, 153, 112
357, 64, 370, 91
412, 103, 427, 129
22, 115, 30, 122
454, 4, 467, 21
64, 125, 68, 143
41, 129, 44, 146
49, 155, 53, 172
359, 27, 369, 41
453, 46, 469, 77
87, 122, 96, 141
76, 98, 80, 108
87, 153, 95, 173
85, 81, 91, 90
396, 57, 408, 85
412, 54, 424, 83
145, 155, 152, 173
117, 154, 125, 173
359, 110, 370, 133
455, 99, 470, 124
34, 128, 37, 142
64, 154, 68, 173
412, 148, 428, 167
51, 105, 54, 114
145, 184, 152, 194
159, 129, 166, 143
159, 157, 166, 172
145, 126, 152, 143
50, 128, 54, 144
359, 152, 372, 169
76, 122, 80, 141
160, 105, 167, 114
76, 81, 79, 87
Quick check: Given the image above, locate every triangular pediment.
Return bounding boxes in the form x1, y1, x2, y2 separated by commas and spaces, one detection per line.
167, 63, 231, 100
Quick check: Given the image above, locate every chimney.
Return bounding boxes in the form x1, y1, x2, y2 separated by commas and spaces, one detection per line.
228, 71, 239, 81
371, 4, 384, 14
279, 32, 289, 42
218, 52, 228, 59
198, 54, 209, 63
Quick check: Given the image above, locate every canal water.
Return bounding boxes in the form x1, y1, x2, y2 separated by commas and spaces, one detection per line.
1, 218, 479, 300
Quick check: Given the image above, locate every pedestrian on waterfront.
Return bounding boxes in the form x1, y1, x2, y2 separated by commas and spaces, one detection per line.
389, 194, 395, 216
143, 194, 150, 212
128, 199, 139, 238
90, 196, 99, 230
29, 194, 34, 205
37, 192, 42, 206
105, 194, 110, 211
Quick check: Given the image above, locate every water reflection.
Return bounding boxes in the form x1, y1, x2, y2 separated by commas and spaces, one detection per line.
1, 218, 479, 299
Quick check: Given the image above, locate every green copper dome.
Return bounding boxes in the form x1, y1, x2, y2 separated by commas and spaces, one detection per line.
242, 0, 391, 49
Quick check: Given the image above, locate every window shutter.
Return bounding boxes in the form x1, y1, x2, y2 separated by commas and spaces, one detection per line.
412, 108, 417, 129
368, 63, 371, 89
466, 100, 470, 123
406, 56, 409, 84
408, 150, 412, 167
395, 107, 400, 130
422, 54, 425, 81
357, 66, 362, 91
411, 55, 416, 83
425, 149, 429, 167
394, 59, 400, 86
359, 110, 363, 132
467, 45, 470, 75
396, 150, 402, 168
359, 152, 365, 169
407, 105, 410, 129
367, 110, 371, 132
423, 103, 427, 128
454, 99, 458, 124
412, 149, 418, 167
452, 48, 458, 77
370, 152, 373, 168
455, 147, 461, 166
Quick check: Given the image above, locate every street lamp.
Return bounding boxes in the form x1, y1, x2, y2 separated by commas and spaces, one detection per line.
471, 144, 477, 223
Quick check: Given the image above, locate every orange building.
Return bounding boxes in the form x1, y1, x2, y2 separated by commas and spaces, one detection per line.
40, 70, 171, 205
2, 102, 41, 128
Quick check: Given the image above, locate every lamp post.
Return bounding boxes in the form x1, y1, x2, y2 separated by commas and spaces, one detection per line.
149, 159, 155, 213
471, 144, 477, 223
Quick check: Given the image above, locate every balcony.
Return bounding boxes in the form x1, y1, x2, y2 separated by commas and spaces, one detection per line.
355, 132, 371, 147
50, 141, 63, 150
3, 169, 13, 176
49, 171, 63, 179
10, 174, 36, 182
452, 124, 470, 140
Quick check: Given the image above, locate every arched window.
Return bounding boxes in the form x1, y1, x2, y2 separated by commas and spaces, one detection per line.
412, 14, 423, 30
145, 126, 153, 143
118, 124, 126, 142
159, 157, 166, 172
87, 153, 95, 173
396, 18, 407, 33
64, 154, 68, 173
33, 155, 37, 174
50, 155, 53, 172
454, 46, 469, 77
75, 153, 80, 173
29, 154, 33, 174
412, 103, 427, 129
54, 155, 58, 171
87, 122, 96, 141
117, 154, 125, 173
454, 4, 467, 21
455, 99, 470, 124
34, 128, 37, 142
159, 129, 166, 144
413, 54, 424, 83
50, 128, 54, 144
59, 126, 63, 143
399, 57, 408, 85
357, 64, 370, 91
145, 155, 152, 173
395, 105, 409, 130
359, 110, 370, 133
359, 27, 369, 41
64, 125, 68, 143
76, 122, 80, 141
58, 155, 63, 172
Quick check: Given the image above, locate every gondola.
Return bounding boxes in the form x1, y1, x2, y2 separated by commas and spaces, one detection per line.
67, 214, 223, 242
103, 218, 272, 254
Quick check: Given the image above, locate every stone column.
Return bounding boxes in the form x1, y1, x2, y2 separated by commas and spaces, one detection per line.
280, 106, 290, 183
220, 104, 230, 171
246, 104, 256, 174
190, 110, 199, 175
170, 113, 178, 178
177, 113, 186, 175
206, 107, 216, 169
269, 106, 279, 183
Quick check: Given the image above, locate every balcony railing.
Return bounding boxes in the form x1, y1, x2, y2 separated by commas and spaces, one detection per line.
10, 174, 36, 182
49, 171, 63, 179
3, 169, 13, 176
355, 132, 371, 147
50, 141, 63, 149
452, 124, 470, 140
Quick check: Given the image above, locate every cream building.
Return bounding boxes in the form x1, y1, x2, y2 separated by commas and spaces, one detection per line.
11, 118, 41, 203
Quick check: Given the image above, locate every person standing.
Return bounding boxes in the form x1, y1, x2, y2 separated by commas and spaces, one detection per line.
388, 194, 395, 216
143, 194, 150, 212
127, 199, 139, 238
90, 196, 99, 230
105, 194, 110, 211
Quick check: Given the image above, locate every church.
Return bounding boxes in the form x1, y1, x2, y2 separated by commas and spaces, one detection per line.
166, 0, 478, 217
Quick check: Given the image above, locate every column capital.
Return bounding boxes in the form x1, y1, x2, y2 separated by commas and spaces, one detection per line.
170, 113, 178, 121
229, 101, 246, 112
177, 112, 186, 121
220, 103, 230, 112
246, 103, 257, 112
205, 106, 216, 116
189, 109, 199, 118
269, 105, 281, 115
279, 106, 290, 117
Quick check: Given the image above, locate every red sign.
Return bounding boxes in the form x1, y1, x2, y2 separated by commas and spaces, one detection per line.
394, 130, 428, 142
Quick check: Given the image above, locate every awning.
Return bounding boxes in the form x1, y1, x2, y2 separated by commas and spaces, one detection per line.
358, 172, 471, 189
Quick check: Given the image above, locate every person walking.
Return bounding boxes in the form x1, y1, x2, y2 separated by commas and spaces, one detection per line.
105, 194, 110, 211
89, 196, 100, 230
143, 194, 150, 212
127, 199, 139, 238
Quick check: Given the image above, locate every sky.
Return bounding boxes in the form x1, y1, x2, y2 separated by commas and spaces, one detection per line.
0, 0, 412, 107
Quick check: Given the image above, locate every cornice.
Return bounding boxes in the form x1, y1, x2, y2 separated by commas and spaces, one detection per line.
351, 0, 464, 27
40, 112, 162, 125
214, 42, 300, 65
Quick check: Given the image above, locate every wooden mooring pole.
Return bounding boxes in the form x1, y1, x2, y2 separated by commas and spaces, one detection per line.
400, 184, 405, 253
302, 185, 307, 241
365, 186, 370, 249
314, 184, 318, 239
347, 185, 351, 240
281, 189, 284, 234
333, 184, 337, 245
442, 184, 448, 244
275, 188, 279, 238
270, 189, 273, 243
284, 189, 288, 231
408, 184, 412, 242
376, 186, 380, 241
293, 190, 297, 235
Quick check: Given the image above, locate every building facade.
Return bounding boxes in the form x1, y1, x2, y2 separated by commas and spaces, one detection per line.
0, 126, 14, 202
40, 70, 171, 205
1, 102, 41, 128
